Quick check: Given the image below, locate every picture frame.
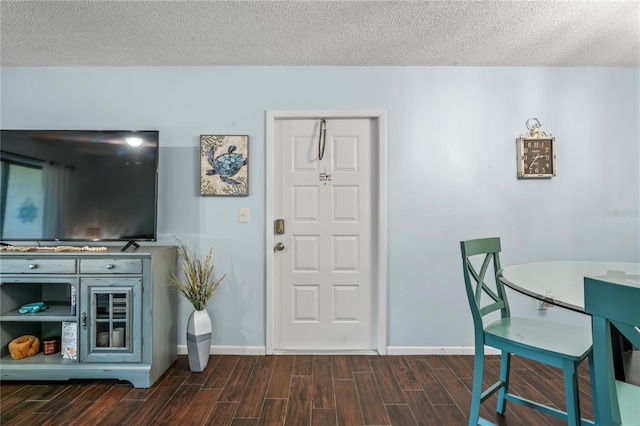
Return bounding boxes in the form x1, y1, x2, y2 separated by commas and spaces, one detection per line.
200, 135, 249, 196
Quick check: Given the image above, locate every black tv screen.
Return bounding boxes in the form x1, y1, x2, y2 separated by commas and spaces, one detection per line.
0, 130, 159, 243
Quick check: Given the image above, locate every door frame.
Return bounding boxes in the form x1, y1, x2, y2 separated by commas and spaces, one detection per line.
265, 110, 388, 355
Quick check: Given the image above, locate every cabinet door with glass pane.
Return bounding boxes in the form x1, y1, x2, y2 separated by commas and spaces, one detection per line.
80, 278, 142, 363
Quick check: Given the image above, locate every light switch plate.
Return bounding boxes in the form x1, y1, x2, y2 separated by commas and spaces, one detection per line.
238, 208, 249, 223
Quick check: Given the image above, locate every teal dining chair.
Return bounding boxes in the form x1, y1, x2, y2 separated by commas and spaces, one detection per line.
460, 237, 594, 426
584, 276, 640, 426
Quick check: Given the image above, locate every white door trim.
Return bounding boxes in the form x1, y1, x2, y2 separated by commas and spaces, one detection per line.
265, 110, 388, 355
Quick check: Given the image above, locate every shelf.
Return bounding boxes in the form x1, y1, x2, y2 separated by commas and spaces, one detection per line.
95, 314, 127, 321
1, 352, 78, 365
0, 304, 77, 322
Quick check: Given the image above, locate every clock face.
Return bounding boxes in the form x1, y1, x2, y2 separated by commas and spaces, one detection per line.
517, 137, 555, 178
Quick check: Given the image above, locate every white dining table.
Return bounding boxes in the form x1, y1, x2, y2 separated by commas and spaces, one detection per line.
498, 261, 640, 313
498, 260, 640, 381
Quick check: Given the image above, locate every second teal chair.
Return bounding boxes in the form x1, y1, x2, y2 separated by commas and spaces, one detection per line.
584, 275, 640, 426
460, 237, 594, 425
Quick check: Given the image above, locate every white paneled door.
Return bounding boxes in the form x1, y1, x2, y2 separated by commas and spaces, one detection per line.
273, 117, 377, 351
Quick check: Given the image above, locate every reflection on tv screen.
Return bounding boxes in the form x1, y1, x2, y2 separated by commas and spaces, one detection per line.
0, 130, 159, 242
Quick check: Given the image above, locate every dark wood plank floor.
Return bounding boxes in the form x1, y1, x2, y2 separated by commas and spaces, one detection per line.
0, 354, 597, 425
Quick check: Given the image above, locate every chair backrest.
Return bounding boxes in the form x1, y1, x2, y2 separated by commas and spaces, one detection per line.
460, 237, 510, 333
584, 276, 640, 425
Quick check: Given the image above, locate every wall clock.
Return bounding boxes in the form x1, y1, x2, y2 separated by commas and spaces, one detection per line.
516, 119, 556, 179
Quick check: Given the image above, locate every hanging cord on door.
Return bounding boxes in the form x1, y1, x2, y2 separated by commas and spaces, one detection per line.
318, 118, 327, 160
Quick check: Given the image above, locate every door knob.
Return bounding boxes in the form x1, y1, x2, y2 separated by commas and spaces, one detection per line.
275, 242, 285, 251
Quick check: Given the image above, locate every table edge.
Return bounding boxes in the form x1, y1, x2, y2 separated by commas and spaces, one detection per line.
497, 269, 586, 314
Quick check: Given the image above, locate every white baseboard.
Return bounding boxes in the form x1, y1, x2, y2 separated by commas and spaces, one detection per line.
386, 346, 501, 355
272, 350, 378, 355
177, 345, 499, 356
177, 345, 266, 356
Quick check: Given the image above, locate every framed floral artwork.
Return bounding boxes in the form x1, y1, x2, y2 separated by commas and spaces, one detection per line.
200, 135, 249, 196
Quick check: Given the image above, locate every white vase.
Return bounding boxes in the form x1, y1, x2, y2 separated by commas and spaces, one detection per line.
186, 308, 212, 372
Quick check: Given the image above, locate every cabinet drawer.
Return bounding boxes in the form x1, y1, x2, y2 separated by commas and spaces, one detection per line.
0, 259, 77, 274
80, 259, 143, 274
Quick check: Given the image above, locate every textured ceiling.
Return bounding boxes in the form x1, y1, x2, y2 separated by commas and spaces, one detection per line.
0, 1, 638, 67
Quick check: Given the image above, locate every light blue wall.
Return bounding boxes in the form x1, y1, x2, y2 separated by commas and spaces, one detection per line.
2, 67, 638, 350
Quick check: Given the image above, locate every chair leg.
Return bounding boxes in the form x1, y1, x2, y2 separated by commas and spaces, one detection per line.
469, 350, 485, 426
562, 359, 581, 426
587, 353, 598, 425
496, 351, 510, 414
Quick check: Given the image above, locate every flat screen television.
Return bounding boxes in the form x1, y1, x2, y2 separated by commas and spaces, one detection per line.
0, 130, 159, 244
